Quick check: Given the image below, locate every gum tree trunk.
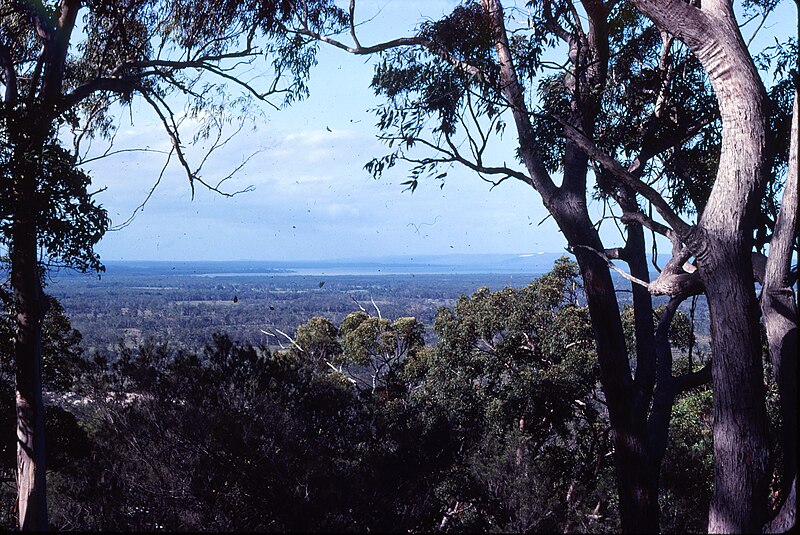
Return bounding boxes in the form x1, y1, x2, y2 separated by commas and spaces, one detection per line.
6, 3, 80, 529
10, 125, 49, 531
483, 1, 661, 530
632, 1, 772, 531
12, 215, 48, 532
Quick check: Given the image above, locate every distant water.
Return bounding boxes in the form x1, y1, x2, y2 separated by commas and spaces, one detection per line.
45, 252, 687, 279
52, 253, 575, 278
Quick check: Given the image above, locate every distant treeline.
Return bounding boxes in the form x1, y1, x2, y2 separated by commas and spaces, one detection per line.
47, 267, 710, 360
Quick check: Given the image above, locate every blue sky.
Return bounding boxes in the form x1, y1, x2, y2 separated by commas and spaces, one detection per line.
82, 0, 796, 262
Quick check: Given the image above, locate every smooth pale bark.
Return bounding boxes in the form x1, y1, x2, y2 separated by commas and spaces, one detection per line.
631, 1, 772, 532
12, 224, 49, 532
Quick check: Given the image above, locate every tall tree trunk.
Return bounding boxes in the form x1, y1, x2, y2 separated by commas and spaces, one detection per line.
572, 250, 656, 535
692, 15, 771, 533
7, 4, 80, 529
483, 0, 661, 529
12, 225, 48, 532
631, 2, 772, 531
11, 127, 49, 531
700, 245, 769, 533
552, 201, 658, 534
620, 193, 661, 532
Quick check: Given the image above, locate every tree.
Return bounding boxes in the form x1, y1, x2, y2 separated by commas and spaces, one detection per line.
284, 0, 796, 531
418, 257, 614, 531
0, 291, 90, 529
612, 1, 796, 531
337, 311, 425, 394
0, 1, 339, 528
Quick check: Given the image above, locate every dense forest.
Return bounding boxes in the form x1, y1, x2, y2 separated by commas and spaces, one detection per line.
1, 0, 797, 533
1, 258, 724, 532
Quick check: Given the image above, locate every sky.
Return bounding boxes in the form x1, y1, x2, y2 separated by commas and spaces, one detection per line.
80, 0, 797, 262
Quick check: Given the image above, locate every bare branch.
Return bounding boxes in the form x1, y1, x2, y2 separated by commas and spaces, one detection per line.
570, 244, 651, 289
109, 148, 174, 232
274, 328, 304, 353
348, 0, 362, 50
291, 26, 425, 56
745, 10, 770, 48
370, 297, 382, 320
620, 210, 678, 247
574, 243, 704, 297
350, 295, 367, 313
139, 89, 198, 197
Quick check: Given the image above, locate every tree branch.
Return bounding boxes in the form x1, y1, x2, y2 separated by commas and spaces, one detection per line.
42, 0, 81, 99
630, 0, 711, 49
673, 362, 712, 394
60, 77, 137, 112
573, 242, 704, 298
763, 89, 798, 290
571, 244, 651, 288
556, 117, 693, 239
484, 0, 557, 198
138, 89, 198, 197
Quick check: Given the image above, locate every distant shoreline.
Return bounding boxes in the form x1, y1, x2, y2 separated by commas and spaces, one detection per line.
45, 252, 681, 278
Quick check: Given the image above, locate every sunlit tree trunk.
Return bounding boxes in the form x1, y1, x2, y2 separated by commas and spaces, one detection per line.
6, 3, 80, 529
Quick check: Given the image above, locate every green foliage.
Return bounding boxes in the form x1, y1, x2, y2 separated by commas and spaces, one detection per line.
293, 316, 341, 370
412, 257, 616, 531
33, 143, 108, 272
0, 291, 86, 392
334, 311, 425, 394
659, 388, 713, 533
38, 332, 451, 531
0, 258, 724, 532
0, 140, 108, 273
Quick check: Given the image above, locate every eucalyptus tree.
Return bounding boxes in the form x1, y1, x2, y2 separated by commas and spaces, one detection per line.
284, 0, 796, 532
0, 0, 338, 529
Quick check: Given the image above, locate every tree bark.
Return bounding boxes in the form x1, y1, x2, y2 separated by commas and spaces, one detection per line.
631, 1, 772, 531
483, 1, 661, 530
11, 127, 49, 531
544, 187, 659, 533
6, 3, 81, 529
566, 220, 658, 535
12, 226, 49, 532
